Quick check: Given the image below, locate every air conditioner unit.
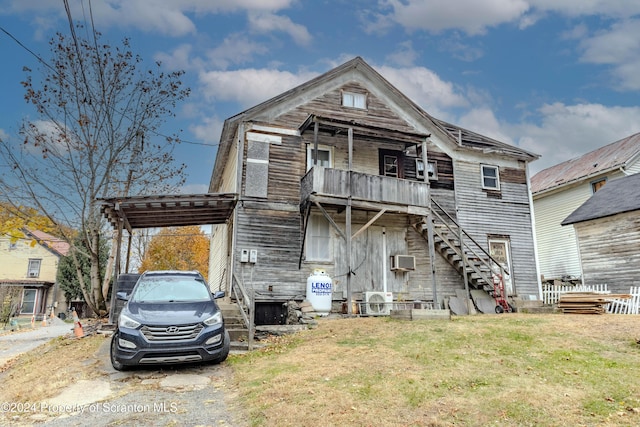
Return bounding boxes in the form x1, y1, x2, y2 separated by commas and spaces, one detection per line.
364, 292, 393, 316
28, 272, 38, 278
391, 255, 415, 271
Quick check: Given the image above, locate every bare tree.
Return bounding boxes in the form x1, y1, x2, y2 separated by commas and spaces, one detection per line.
0, 22, 189, 316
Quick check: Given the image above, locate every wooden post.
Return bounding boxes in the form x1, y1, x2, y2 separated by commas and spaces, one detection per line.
422, 139, 439, 307
346, 127, 353, 314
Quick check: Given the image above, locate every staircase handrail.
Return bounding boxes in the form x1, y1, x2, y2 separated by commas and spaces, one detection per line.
429, 197, 509, 280
231, 273, 255, 350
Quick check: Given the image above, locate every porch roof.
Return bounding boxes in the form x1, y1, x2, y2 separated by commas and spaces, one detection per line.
299, 114, 431, 145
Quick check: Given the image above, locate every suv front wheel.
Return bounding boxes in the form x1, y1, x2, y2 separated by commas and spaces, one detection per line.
110, 332, 128, 371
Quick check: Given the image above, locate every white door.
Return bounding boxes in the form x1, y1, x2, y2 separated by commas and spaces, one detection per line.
488, 239, 513, 295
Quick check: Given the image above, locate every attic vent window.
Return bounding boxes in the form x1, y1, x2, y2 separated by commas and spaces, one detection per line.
342, 91, 366, 109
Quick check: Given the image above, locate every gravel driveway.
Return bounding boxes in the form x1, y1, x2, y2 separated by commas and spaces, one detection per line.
3, 329, 249, 427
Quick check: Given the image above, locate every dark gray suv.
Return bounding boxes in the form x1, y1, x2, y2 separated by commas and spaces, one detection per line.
110, 270, 230, 371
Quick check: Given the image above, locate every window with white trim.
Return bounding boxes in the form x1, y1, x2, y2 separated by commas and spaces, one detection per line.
306, 145, 333, 170
27, 259, 41, 278
342, 91, 367, 109
481, 165, 500, 190
306, 215, 331, 261
416, 160, 438, 180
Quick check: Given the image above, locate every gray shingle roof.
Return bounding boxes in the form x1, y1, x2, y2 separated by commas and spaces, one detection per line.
561, 172, 640, 225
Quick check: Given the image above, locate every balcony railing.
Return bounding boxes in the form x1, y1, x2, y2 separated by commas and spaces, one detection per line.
301, 166, 430, 208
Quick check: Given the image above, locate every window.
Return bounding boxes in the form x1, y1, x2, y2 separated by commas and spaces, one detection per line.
306, 215, 331, 261
481, 165, 500, 190
21, 289, 37, 315
306, 145, 333, 170
591, 178, 606, 193
342, 91, 366, 109
9, 241, 17, 250
383, 155, 398, 177
27, 259, 41, 278
416, 160, 438, 180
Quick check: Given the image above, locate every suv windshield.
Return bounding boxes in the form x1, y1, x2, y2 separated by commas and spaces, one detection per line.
131, 276, 210, 303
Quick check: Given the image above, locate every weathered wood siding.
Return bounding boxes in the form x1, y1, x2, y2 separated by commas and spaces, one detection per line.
573, 210, 640, 294
454, 160, 539, 296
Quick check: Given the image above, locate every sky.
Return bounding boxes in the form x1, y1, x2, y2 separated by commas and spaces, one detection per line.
2, 0, 640, 194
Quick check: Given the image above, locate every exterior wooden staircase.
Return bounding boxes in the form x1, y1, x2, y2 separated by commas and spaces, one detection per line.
412, 198, 509, 304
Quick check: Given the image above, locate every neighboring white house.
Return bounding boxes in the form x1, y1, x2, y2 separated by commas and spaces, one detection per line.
531, 132, 640, 283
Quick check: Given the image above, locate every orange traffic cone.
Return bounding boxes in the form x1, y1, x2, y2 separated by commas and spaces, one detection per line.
31, 315, 35, 328
41, 316, 47, 327
72, 309, 84, 338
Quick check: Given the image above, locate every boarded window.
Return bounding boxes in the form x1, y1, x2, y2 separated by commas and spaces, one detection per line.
245, 139, 269, 198
591, 178, 606, 193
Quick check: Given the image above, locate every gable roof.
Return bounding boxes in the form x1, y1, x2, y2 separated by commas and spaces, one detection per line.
531, 132, 640, 195
24, 229, 70, 257
561, 172, 640, 225
210, 56, 538, 190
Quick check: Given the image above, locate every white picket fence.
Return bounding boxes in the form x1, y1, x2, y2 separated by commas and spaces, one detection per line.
542, 284, 609, 305
542, 283, 640, 315
607, 286, 640, 315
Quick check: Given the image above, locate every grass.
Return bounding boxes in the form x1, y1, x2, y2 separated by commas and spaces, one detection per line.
0, 313, 638, 426
228, 314, 640, 427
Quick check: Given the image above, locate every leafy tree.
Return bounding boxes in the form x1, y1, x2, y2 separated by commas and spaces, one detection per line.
57, 235, 109, 302
0, 203, 57, 243
0, 17, 189, 316
139, 226, 210, 281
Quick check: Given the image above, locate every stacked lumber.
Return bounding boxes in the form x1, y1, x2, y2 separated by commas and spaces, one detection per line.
558, 292, 631, 314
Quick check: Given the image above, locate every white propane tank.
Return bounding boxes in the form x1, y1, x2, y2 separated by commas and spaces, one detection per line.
306, 269, 332, 315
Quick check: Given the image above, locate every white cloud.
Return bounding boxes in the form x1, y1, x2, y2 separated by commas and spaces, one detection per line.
367, 0, 531, 36
248, 12, 312, 46
512, 102, 640, 173
198, 68, 318, 107
365, 0, 640, 36
0, 128, 8, 141
189, 115, 224, 145
378, 65, 469, 118
458, 108, 514, 144
205, 34, 269, 69
576, 18, 640, 89
385, 40, 419, 67
4, 0, 300, 37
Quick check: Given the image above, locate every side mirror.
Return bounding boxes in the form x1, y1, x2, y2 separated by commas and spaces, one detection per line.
212, 291, 225, 299
116, 291, 129, 301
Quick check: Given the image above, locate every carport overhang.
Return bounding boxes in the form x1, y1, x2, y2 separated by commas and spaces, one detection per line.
99, 193, 238, 323
100, 193, 237, 233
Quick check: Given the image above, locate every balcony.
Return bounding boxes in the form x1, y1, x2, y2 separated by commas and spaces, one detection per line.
301, 166, 430, 214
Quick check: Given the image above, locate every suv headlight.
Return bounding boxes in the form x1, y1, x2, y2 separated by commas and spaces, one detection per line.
119, 314, 141, 329
203, 311, 222, 326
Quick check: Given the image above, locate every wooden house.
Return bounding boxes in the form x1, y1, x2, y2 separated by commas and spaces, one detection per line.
531, 133, 640, 283
208, 57, 540, 322
561, 171, 640, 293
0, 229, 69, 319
